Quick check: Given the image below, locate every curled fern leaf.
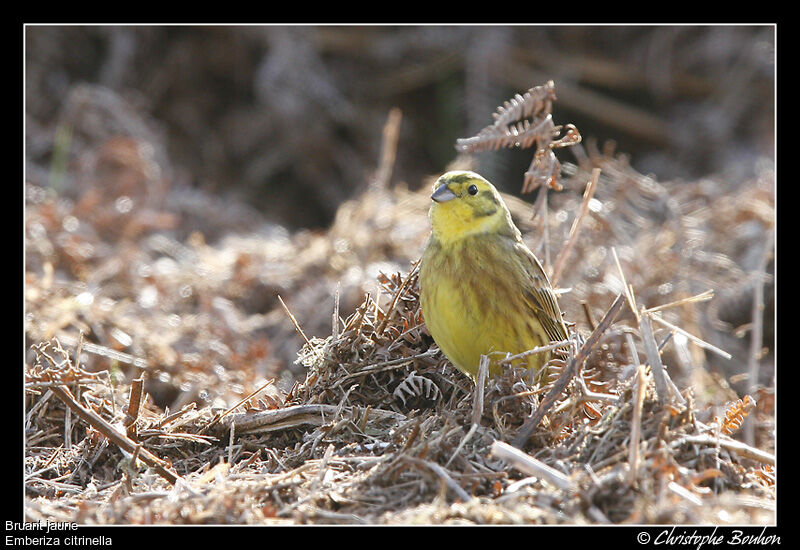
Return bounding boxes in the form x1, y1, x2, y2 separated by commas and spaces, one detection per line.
393, 372, 441, 406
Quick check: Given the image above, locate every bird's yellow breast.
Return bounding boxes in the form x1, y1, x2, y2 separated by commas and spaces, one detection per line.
420, 263, 489, 375
420, 236, 552, 380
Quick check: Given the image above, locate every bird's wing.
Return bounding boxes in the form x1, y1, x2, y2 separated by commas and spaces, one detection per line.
515, 241, 569, 342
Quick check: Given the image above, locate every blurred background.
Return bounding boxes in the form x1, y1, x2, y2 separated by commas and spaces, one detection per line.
26, 25, 774, 229
25, 25, 775, 410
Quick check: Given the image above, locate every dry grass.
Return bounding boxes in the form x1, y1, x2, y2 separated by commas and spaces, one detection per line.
24, 127, 774, 523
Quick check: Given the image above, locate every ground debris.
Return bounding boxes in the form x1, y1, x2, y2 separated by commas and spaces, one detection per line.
25, 127, 774, 524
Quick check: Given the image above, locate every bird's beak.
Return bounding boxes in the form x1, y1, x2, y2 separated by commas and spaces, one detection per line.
431, 184, 457, 203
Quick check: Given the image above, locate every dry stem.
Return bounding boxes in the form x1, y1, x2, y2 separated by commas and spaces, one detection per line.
512, 293, 626, 449
551, 167, 600, 286
48, 384, 181, 485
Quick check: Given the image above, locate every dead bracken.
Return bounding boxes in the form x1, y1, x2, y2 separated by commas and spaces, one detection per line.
25, 80, 774, 525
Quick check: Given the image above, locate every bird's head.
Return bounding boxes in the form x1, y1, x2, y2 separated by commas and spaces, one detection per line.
428, 171, 517, 244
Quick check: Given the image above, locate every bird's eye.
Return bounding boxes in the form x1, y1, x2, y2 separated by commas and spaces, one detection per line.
467, 184, 478, 196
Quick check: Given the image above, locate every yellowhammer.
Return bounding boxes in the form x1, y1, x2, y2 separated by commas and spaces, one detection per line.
419, 170, 568, 382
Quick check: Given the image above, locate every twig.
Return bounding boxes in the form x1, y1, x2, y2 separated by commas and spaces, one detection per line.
155, 402, 197, 429
73, 331, 84, 369
25, 445, 64, 481
25, 379, 107, 389
199, 378, 275, 434
667, 481, 703, 506
662, 360, 687, 405
643, 290, 715, 314
237, 448, 262, 472
129, 444, 142, 472
297, 506, 368, 524
611, 247, 639, 322
638, 309, 669, 404
624, 332, 641, 377
375, 263, 418, 336
542, 188, 551, 269
63, 390, 73, 451
310, 443, 336, 493
504, 476, 540, 493
649, 313, 732, 360
490, 440, 575, 492
42, 444, 63, 470
513, 293, 625, 448
334, 383, 358, 420
277, 295, 314, 349
55, 334, 149, 369
446, 355, 488, 467
551, 168, 600, 286
582, 302, 597, 331
332, 282, 341, 341
223, 379, 275, 420
228, 420, 236, 465
671, 434, 774, 466
372, 107, 402, 191
125, 377, 144, 441
624, 328, 685, 403
497, 339, 571, 367
48, 384, 181, 485
745, 228, 774, 446
405, 457, 471, 502
25, 390, 53, 434
628, 365, 646, 486
473, 355, 488, 425
221, 404, 406, 434
574, 377, 620, 404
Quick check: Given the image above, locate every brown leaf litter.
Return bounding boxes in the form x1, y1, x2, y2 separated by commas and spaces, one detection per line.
25, 142, 774, 524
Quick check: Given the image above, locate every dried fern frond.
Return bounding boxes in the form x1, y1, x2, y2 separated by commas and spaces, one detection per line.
456, 114, 555, 154
492, 80, 556, 128
455, 80, 582, 193
393, 372, 441, 406
716, 395, 757, 435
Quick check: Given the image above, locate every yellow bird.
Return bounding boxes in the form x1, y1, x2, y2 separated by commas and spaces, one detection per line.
419, 170, 568, 382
